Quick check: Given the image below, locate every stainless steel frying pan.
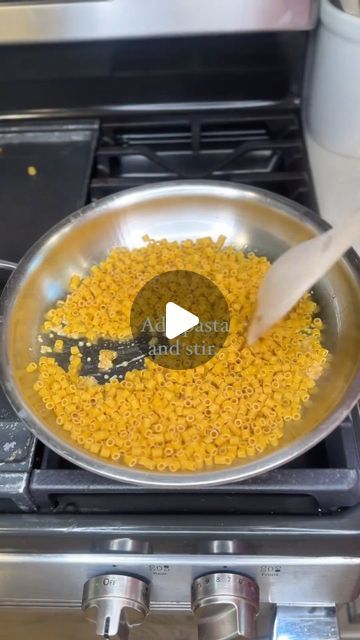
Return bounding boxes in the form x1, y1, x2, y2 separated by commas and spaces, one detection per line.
0, 181, 359, 486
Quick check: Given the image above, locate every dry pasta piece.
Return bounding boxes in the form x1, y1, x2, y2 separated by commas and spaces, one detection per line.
98, 350, 117, 371
26, 362, 38, 373
54, 339, 64, 353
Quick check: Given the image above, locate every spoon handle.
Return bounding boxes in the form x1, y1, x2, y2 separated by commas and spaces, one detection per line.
247, 210, 360, 345
325, 210, 360, 260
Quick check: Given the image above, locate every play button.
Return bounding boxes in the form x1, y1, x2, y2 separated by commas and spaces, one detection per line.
130, 270, 230, 370
165, 302, 199, 340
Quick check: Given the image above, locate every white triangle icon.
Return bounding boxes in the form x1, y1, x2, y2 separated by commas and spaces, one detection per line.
165, 302, 199, 340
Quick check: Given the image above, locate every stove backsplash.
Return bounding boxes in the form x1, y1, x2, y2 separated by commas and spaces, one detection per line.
0, 32, 307, 116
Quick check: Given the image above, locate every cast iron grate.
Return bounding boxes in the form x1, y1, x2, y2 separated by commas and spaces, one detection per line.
28, 407, 360, 515
89, 108, 317, 211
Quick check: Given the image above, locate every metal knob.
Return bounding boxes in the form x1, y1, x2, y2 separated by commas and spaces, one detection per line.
192, 573, 259, 640
82, 574, 150, 639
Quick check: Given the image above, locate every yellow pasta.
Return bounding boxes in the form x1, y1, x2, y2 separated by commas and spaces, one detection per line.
26, 362, 38, 373
27, 236, 328, 472
54, 339, 64, 353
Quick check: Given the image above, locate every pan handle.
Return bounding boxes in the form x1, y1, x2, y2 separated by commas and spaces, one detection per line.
0, 260, 17, 271
0, 260, 17, 325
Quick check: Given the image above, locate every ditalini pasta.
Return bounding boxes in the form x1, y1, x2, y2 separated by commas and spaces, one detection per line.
26, 237, 328, 472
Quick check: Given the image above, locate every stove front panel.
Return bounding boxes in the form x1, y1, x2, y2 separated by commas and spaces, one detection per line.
0, 553, 358, 608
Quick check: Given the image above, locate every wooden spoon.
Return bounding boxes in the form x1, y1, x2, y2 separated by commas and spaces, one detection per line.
247, 211, 360, 345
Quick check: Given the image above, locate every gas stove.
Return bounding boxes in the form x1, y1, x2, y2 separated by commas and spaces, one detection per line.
0, 105, 359, 640
0, 16, 359, 640
1, 107, 359, 518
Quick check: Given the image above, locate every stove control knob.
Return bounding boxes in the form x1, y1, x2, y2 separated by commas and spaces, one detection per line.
82, 574, 150, 639
191, 573, 259, 640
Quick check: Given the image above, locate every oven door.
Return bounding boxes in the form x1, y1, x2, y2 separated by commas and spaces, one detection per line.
0, 609, 195, 640
0, 606, 277, 640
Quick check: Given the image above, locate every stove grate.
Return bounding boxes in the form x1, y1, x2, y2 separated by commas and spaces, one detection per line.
28, 407, 360, 514
89, 108, 317, 211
